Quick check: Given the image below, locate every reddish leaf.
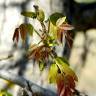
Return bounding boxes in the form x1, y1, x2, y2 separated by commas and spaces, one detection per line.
57, 28, 65, 43
28, 45, 43, 60
56, 74, 65, 96
12, 28, 19, 43
19, 24, 27, 42
59, 23, 74, 31
56, 74, 75, 96
57, 23, 74, 47
66, 75, 75, 89
65, 31, 73, 48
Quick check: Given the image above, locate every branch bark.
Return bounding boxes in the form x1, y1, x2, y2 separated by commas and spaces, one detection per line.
0, 70, 57, 96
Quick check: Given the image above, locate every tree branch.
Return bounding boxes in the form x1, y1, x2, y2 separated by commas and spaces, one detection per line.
0, 70, 57, 96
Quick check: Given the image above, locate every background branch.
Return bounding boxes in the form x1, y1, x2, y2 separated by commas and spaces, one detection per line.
0, 70, 57, 96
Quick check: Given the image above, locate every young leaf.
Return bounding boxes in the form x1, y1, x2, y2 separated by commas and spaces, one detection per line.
56, 74, 65, 96
56, 57, 70, 66
49, 21, 58, 40
26, 24, 34, 36
37, 9, 45, 22
19, 23, 34, 42
56, 17, 66, 26
55, 57, 78, 81
57, 28, 64, 43
12, 28, 19, 43
59, 23, 74, 31
57, 23, 74, 45
65, 31, 73, 48
56, 74, 75, 96
19, 24, 27, 42
48, 38, 56, 47
49, 13, 64, 25
48, 64, 58, 83
21, 11, 36, 18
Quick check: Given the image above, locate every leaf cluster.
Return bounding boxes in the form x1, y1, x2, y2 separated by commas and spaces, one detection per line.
12, 5, 77, 96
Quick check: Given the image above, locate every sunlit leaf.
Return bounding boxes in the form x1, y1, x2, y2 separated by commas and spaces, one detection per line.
59, 23, 74, 31
57, 57, 70, 66
12, 28, 19, 43
49, 13, 64, 25
56, 17, 66, 26
48, 64, 58, 83
49, 21, 58, 40
37, 9, 45, 22
47, 36, 57, 47
55, 57, 78, 81
21, 11, 36, 18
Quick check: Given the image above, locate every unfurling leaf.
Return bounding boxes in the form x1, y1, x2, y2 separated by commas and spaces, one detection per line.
57, 23, 74, 45
19, 24, 27, 42
65, 31, 73, 48
56, 74, 75, 96
19, 23, 34, 42
13, 28, 19, 43
13, 23, 34, 44
59, 23, 74, 31
55, 57, 78, 81
56, 17, 66, 26
56, 74, 65, 96
48, 64, 58, 83
56, 57, 70, 66
49, 13, 64, 25
47, 37, 57, 47
27, 45, 51, 62
57, 28, 64, 43
21, 11, 36, 18
49, 21, 58, 40
37, 9, 45, 22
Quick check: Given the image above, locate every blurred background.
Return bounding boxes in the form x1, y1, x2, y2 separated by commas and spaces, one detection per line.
0, 0, 96, 96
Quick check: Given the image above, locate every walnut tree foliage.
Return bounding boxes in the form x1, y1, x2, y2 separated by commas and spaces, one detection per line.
12, 5, 78, 96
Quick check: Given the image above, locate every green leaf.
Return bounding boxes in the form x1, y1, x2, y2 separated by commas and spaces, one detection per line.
49, 21, 58, 40
55, 57, 78, 81
21, 11, 36, 18
26, 24, 34, 36
56, 16, 66, 26
57, 57, 70, 66
48, 64, 58, 83
47, 36, 56, 47
49, 13, 64, 25
39, 61, 45, 71
37, 9, 45, 22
